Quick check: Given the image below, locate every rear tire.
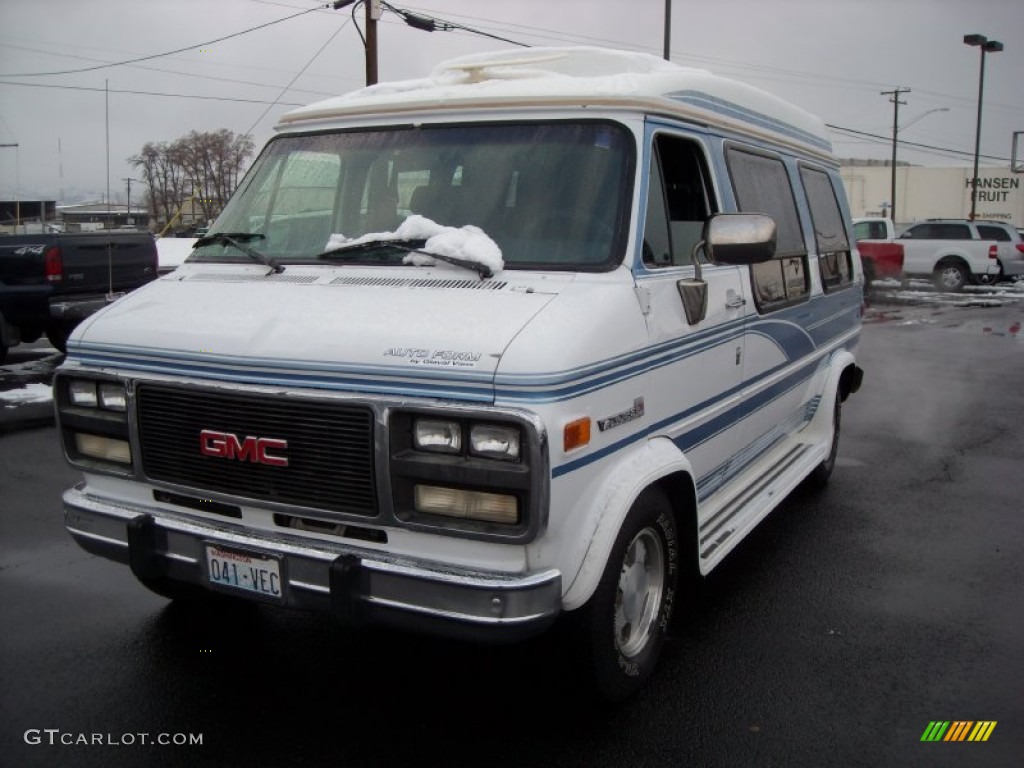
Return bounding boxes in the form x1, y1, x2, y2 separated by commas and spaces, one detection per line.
575, 487, 679, 702
933, 261, 968, 292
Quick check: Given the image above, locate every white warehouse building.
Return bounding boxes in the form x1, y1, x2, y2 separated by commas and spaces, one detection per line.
839, 164, 1023, 228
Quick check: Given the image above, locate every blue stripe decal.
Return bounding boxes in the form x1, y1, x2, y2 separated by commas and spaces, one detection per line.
552, 350, 825, 479
665, 90, 833, 153
67, 287, 859, 406
68, 349, 496, 402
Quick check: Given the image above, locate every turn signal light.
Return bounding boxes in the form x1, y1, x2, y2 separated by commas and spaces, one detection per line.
563, 417, 591, 452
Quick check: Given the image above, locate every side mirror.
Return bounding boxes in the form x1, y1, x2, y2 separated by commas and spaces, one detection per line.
704, 213, 776, 265
677, 278, 708, 325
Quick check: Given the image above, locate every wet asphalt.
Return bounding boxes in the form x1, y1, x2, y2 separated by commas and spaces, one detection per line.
1, 287, 1022, 767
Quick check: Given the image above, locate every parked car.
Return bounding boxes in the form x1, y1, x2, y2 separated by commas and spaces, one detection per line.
896, 219, 1003, 291
55, 46, 863, 700
972, 221, 1024, 283
851, 217, 904, 288
0, 231, 158, 362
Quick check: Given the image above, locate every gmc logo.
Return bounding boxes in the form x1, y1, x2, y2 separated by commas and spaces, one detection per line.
199, 429, 289, 467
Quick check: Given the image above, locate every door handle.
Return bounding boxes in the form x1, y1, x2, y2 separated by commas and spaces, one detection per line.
725, 294, 746, 309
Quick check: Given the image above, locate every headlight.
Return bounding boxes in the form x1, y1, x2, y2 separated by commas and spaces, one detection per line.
98, 383, 127, 411
413, 419, 462, 454
469, 424, 520, 461
68, 378, 127, 411
414, 485, 519, 524
69, 380, 98, 407
74, 434, 132, 464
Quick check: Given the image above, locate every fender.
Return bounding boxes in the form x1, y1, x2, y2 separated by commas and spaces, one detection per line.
561, 436, 695, 611
801, 348, 860, 452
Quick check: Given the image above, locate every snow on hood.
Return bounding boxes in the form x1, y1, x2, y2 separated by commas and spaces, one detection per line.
323, 215, 504, 275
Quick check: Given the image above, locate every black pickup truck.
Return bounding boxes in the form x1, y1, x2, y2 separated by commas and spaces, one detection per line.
0, 232, 158, 363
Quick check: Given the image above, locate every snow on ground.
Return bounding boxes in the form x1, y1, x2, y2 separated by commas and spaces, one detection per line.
0, 383, 53, 407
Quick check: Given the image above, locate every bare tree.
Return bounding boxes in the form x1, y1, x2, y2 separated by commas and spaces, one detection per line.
129, 130, 254, 229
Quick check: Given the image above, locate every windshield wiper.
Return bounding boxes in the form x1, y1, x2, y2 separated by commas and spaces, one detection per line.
193, 232, 283, 274
315, 237, 493, 280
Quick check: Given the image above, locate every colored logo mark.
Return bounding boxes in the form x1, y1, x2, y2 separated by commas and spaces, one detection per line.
920, 721, 997, 742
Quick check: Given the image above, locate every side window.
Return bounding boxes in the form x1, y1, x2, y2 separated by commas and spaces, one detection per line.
642, 135, 717, 268
726, 147, 808, 310
976, 225, 1010, 242
800, 166, 852, 291
852, 220, 883, 241
934, 223, 971, 240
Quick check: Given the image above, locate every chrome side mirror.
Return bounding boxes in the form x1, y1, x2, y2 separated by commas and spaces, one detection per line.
704, 213, 776, 265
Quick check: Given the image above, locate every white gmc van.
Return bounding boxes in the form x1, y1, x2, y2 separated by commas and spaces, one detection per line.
56, 47, 863, 700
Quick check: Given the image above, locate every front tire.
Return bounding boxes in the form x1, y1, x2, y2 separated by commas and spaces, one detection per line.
576, 487, 679, 702
46, 321, 77, 353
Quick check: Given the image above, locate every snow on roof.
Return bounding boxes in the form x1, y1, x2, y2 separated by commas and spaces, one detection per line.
279, 46, 832, 158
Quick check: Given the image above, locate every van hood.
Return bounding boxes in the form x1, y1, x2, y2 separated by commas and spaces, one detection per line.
67, 264, 571, 403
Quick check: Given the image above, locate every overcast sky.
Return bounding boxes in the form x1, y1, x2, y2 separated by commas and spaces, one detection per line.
1, 0, 1022, 203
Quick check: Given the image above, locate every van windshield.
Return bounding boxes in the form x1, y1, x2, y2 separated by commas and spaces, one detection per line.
193, 121, 634, 272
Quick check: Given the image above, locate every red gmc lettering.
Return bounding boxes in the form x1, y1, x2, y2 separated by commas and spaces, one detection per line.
199, 430, 289, 467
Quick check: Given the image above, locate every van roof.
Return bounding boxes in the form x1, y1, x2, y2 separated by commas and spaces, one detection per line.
279, 46, 833, 159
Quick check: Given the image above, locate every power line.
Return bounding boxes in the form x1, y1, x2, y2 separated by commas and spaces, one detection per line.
243, 18, 352, 135
0, 80, 307, 107
0, 41, 341, 99
0, 4, 331, 78
827, 123, 1011, 163
382, 3, 528, 47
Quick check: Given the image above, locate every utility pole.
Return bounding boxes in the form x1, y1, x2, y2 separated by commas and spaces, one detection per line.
366, 0, 380, 85
663, 0, 672, 60
333, 0, 379, 86
881, 87, 910, 224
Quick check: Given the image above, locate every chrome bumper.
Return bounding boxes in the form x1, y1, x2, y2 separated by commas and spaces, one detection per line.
64, 486, 562, 641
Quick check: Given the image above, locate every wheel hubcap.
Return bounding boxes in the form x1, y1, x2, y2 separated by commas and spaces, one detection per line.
614, 527, 665, 658
940, 267, 962, 289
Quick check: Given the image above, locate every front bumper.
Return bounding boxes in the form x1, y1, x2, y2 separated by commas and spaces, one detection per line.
64, 485, 562, 642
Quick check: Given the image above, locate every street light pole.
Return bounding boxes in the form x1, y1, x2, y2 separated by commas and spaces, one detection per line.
964, 34, 1004, 221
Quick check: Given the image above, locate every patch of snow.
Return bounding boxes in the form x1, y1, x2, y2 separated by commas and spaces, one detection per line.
1, 383, 53, 407
324, 215, 504, 275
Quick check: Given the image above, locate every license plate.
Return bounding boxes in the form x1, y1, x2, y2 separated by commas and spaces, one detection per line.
205, 544, 283, 601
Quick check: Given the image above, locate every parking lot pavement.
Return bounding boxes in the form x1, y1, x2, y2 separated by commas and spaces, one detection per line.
0, 341, 62, 432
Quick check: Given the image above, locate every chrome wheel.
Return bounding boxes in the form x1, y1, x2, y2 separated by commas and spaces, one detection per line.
614, 527, 666, 658
935, 263, 967, 291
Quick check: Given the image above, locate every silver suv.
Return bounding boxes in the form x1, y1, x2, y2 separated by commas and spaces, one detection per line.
900, 219, 1024, 285
973, 221, 1024, 283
